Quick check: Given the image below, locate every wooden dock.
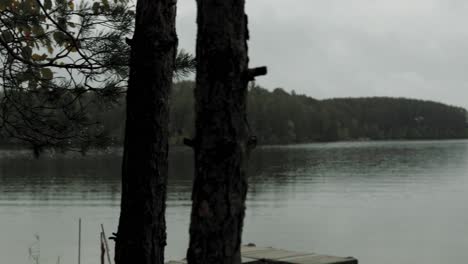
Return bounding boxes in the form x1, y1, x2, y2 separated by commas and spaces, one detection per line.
167, 245, 358, 264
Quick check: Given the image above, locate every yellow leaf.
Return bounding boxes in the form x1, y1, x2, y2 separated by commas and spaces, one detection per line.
66, 45, 77, 52
47, 45, 54, 54
67, 0, 73, 10
31, 53, 48, 61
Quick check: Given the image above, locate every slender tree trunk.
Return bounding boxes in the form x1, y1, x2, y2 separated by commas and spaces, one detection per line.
115, 0, 177, 264
187, 0, 259, 263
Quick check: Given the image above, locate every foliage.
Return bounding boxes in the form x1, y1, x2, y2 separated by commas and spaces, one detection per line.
0, 0, 194, 154
0, 0, 133, 154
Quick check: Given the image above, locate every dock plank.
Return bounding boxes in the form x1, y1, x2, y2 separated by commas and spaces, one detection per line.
166, 246, 358, 264
281, 254, 358, 264
242, 248, 314, 260
240, 246, 357, 264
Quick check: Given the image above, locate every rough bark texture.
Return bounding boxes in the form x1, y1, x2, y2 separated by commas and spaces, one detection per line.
187, 0, 252, 263
115, 1, 177, 264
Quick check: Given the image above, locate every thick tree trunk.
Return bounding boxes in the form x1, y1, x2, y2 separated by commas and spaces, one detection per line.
187, 1, 254, 263
115, 1, 177, 264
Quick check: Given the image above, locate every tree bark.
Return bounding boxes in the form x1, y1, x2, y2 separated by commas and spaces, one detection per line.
115, 0, 177, 264
187, 0, 254, 263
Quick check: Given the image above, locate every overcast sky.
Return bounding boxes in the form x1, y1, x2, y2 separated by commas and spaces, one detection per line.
177, 0, 468, 109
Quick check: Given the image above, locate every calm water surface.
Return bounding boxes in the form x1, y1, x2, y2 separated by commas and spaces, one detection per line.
1, 140, 468, 264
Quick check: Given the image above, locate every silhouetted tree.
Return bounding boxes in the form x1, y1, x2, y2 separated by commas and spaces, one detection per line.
186, 1, 266, 263
114, 0, 177, 263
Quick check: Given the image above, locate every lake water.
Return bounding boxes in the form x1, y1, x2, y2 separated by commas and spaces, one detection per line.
1, 140, 468, 264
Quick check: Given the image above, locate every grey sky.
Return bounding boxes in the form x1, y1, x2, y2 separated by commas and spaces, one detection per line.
177, 0, 468, 109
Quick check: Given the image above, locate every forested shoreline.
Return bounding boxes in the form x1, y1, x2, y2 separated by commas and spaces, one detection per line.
2, 81, 467, 148
100, 81, 468, 145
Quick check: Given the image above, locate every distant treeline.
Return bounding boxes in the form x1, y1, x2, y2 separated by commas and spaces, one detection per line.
4, 81, 468, 147
249, 87, 468, 143
99, 81, 468, 145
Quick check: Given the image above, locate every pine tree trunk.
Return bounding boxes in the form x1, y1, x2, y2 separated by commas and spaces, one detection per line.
187, 0, 253, 263
115, 0, 177, 263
